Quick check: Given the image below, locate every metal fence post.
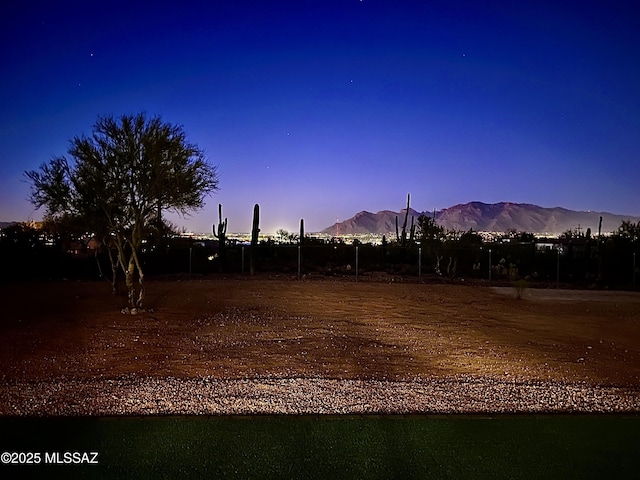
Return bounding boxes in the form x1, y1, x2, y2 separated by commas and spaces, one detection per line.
557, 247, 560, 289
355, 246, 359, 282
488, 249, 492, 282
418, 247, 422, 283
633, 252, 636, 288
241, 246, 245, 275
298, 245, 301, 280
189, 247, 192, 281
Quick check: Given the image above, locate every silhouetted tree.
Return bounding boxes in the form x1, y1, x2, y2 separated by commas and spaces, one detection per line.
614, 220, 640, 242
25, 113, 218, 308
458, 229, 483, 249
416, 214, 444, 252
518, 231, 535, 243
276, 229, 290, 243
0, 222, 49, 281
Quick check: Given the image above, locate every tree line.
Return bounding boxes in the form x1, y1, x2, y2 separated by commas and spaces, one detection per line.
4, 112, 638, 292
3, 210, 638, 289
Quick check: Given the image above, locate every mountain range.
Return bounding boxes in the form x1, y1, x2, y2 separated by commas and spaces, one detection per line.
322, 202, 640, 236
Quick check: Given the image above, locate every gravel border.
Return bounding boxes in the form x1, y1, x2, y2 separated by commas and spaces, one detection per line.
1, 376, 639, 416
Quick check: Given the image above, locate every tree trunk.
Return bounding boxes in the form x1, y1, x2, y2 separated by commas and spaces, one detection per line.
110, 250, 119, 295
131, 247, 145, 307
126, 256, 136, 309
137, 274, 145, 307
94, 239, 119, 295
106, 240, 120, 295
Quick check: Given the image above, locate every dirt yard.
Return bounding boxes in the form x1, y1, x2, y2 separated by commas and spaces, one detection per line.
1, 277, 639, 414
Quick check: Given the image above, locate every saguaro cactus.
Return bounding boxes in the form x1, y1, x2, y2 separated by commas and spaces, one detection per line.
299, 218, 305, 246
250, 203, 260, 275
396, 193, 414, 246
251, 204, 260, 245
212, 203, 227, 271
213, 204, 227, 239
409, 215, 415, 244
598, 216, 603, 238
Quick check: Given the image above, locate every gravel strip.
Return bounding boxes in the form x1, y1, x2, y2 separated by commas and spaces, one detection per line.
1, 376, 639, 416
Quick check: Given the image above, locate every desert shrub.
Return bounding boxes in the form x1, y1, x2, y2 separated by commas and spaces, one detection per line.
513, 278, 528, 299
508, 263, 528, 299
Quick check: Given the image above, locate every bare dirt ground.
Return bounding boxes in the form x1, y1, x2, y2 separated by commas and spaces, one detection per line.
1, 277, 639, 415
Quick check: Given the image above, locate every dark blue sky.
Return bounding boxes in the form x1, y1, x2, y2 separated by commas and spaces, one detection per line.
1, 0, 639, 233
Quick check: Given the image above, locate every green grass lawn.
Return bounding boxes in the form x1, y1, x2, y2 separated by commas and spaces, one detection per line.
1, 415, 638, 479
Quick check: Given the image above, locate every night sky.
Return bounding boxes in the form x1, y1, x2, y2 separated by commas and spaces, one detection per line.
1, 0, 639, 234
